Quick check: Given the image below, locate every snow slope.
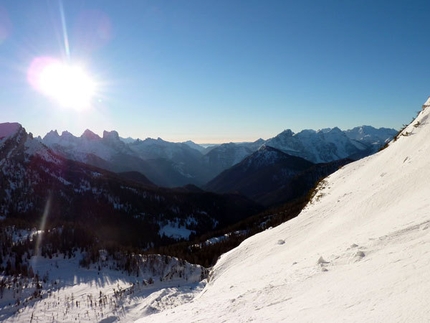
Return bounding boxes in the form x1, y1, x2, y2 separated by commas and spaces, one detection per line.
139, 106, 430, 322
0, 253, 206, 323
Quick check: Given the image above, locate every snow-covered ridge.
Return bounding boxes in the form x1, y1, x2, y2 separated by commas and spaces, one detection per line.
265, 125, 396, 163
138, 106, 430, 322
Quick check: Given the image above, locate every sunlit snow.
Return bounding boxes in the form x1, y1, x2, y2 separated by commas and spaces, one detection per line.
138, 105, 430, 322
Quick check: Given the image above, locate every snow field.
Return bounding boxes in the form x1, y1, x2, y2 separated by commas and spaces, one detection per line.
0, 253, 206, 322
138, 107, 430, 322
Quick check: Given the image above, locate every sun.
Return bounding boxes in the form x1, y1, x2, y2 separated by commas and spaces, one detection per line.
28, 57, 96, 111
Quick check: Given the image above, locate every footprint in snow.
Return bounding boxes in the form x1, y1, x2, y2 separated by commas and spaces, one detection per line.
317, 256, 330, 272
351, 251, 365, 262
317, 256, 329, 265
420, 223, 429, 231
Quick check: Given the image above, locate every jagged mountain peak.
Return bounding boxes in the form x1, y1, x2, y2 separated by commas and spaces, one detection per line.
296, 129, 316, 136
81, 129, 101, 140
41, 129, 61, 145
61, 130, 74, 137
134, 137, 168, 145
44, 129, 59, 138
326, 126, 342, 133
0, 123, 62, 165
279, 129, 294, 137
103, 130, 120, 141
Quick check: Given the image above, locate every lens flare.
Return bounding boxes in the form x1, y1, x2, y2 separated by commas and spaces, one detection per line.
34, 193, 51, 257
27, 57, 96, 111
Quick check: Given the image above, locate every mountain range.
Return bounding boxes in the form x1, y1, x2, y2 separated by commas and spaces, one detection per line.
0, 123, 261, 249
205, 145, 352, 206
39, 125, 396, 188
0, 122, 397, 244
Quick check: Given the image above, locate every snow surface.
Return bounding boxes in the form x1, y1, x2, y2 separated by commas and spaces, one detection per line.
136, 107, 430, 322
159, 221, 195, 240
0, 253, 206, 323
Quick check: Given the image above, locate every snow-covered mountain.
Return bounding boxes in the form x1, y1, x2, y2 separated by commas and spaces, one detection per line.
266, 126, 396, 163
132, 106, 430, 322
205, 145, 313, 198
205, 145, 351, 206
201, 142, 255, 175
128, 137, 214, 186
345, 125, 398, 146
40, 126, 396, 187
0, 123, 69, 215
0, 122, 260, 246
0, 122, 60, 164
41, 132, 214, 187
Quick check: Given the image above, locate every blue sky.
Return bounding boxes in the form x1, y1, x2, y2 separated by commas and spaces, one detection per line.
1, 0, 430, 143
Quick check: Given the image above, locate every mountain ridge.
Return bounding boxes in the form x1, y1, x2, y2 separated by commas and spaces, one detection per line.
205, 145, 352, 206
36, 124, 396, 187
0, 124, 261, 247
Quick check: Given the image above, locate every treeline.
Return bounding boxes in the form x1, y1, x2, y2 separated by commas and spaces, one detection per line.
0, 194, 307, 278
0, 222, 96, 277
148, 195, 309, 267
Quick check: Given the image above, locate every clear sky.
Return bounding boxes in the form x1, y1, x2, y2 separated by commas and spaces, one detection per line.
1, 0, 430, 143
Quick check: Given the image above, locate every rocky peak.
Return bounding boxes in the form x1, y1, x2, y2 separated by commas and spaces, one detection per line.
103, 130, 120, 141
81, 129, 101, 141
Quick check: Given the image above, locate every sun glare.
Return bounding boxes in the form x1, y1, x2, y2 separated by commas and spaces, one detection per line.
28, 57, 96, 111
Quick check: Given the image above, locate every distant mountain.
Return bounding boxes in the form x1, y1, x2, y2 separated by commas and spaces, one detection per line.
202, 143, 254, 176
0, 123, 261, 249
205, 145, 351, 206
39, 125, 396, 188
42, 131, 212, 187
128, 138, 214, 186
265, 127, 396, 163
345, 125, 397, 154
183, 140, 207, 153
